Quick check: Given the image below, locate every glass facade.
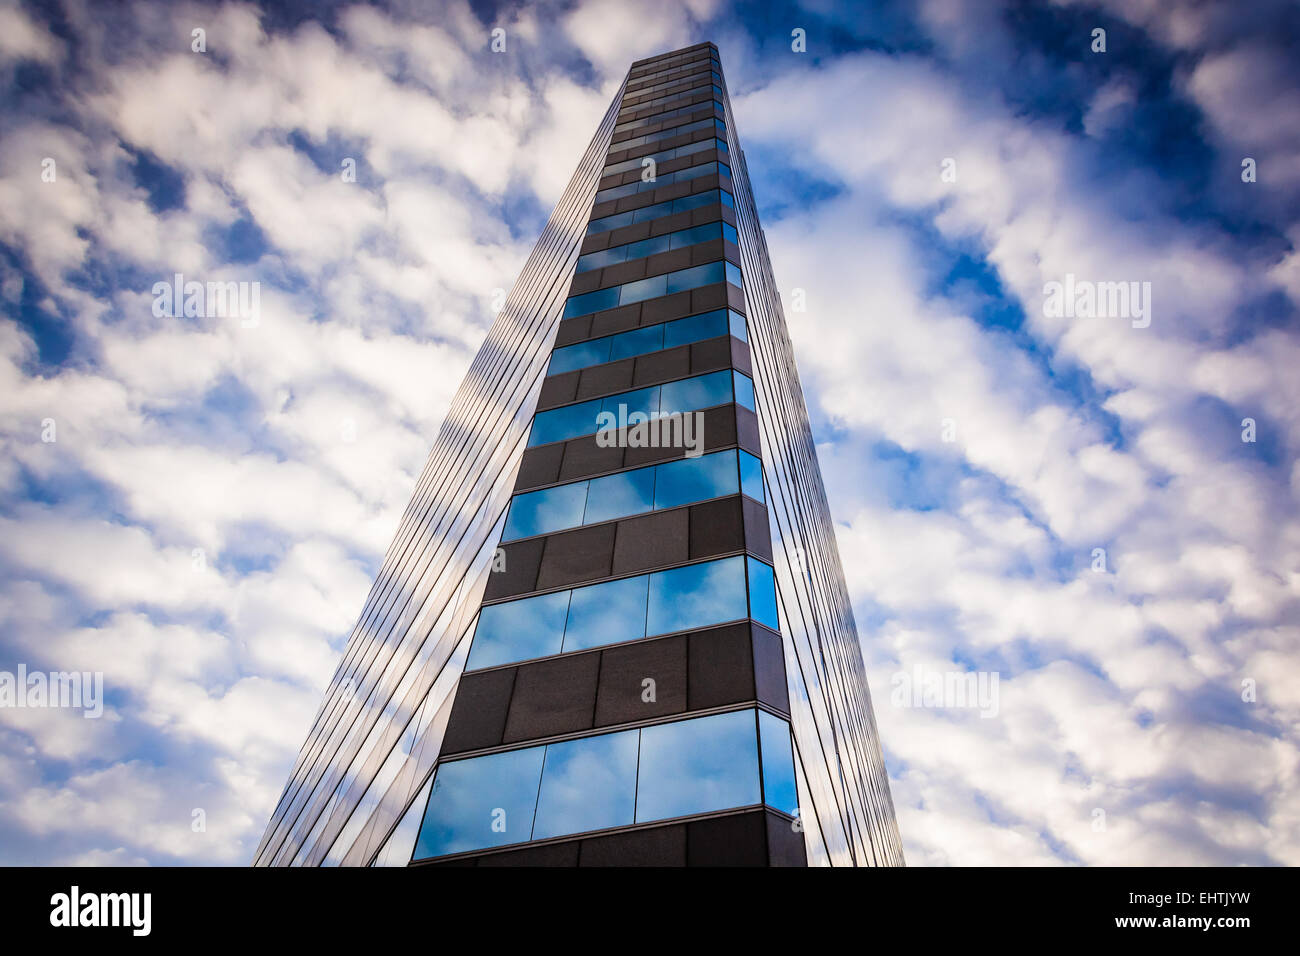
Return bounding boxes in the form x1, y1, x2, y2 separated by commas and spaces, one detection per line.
257, 42, 902, 869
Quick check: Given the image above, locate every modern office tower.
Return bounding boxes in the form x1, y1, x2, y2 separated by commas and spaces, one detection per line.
255, 43, 903, 868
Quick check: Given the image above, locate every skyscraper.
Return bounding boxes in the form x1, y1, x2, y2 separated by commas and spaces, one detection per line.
255, 43, 903, 868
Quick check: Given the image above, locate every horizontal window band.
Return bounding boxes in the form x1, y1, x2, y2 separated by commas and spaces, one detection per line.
586, 189, 734, 235
512, 404, 761, 496
408, 807, 803, 869
561, 259, 742, 321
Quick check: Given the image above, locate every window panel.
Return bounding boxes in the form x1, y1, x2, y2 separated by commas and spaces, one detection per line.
532, 368, 737, 447
758, 711, 799, 816
413, 746, 545, 858
528, 396, 603, 446
662, 308, 728, 348
732, 371, 756, 411
587, 190, 733, 234
727, 308, 748, 342
660, 368, 731, 415
653, 449, 737, 510
607, 324, 664, 360
532, 730, 639, 840
746, 557, 780, 632
647, 554, 747, 635
739, 449, 765, 503
583, 467, 656, 524
563, 285, 619, 319
547, 338, 610, 375
725, 260, 743, 288
467, 590, 569, 670
664, 260, 723, 294
562, 574, 649, 652
618, 273, 667, 306
502, 481, 588, 541
600, 384, 659, 418
635, 709, 761, 822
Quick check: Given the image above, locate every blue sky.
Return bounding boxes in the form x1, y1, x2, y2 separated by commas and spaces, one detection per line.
0, 0, 1297, 865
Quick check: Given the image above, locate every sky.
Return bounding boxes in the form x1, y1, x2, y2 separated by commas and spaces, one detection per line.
0, 0, 1296, 866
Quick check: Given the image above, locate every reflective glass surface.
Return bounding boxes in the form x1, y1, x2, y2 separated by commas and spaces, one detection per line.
527, 395, 603, 446
653, 449, 738, 510
732, 370, 756, 411
411, 709, 767, 859
601, 137, 725, 177
635, 709, 760, 822
532, 730, 639, 839
529, 369, 742, 447
661, 306, 729, 349
548, 308, 744, 376
576, 221, 736, 274
413, 745, 545, 858
583, 467, 656, 524
758, 710, 799, 816
739, 449, 764, 502
468, 590, 569, 670
503, 481, 588, 541
660, 368, 732, 415
586, 189, 733, 234
594, 159, 725, 204
746, 557, 780, 632
499, 449, 743, 542
563, 260, 737, 319
646, 554, 747, 635
561, 573, 648, 652
607, 324, 664, 361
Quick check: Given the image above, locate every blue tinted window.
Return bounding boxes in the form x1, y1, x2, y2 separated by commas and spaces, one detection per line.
663, 309, 728, 348
563, 286, 619, 319
739, 450, 764, 503
673, 191, 716, 214
718, 163, 732, 181
608, 324, 663, 360
653, 450, 737, 510
747, 558, 780, 631
661, 369, 731, 415
587, 210, 634, 234
563, 574, 648, 652
468, 590, 569, 669
528, 397, 602, 446
725, 260, 743, 288
728, 308, 747, 342
576, 247, 623, 272
533, 730, 639, 840
583, 467, 656, 524
635, 709, 760, 822
414, 746, 544, 858
632, 233, 673, 258
618, 273, 667, 306
758, 711, 799, 816
665, 260, 723, 294
600, 384, 659, 418
502, 482, 588, 541
719, 190, 734, 208
548, 338, 609, 375
670, 222, 718, 248
647, 555, 747, 635
732, 371, 756, 411
722, 222, 738, 245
